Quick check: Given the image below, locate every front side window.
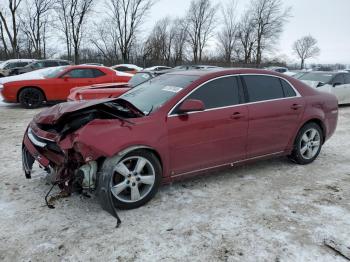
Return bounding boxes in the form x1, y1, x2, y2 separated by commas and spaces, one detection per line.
344, 74, 350, 84
17, 62, 30, 67
243, 75, 286, 102
44, 61, 59, 67
182, 76, 240, 110
65, 69, 95, 78
331, 74, 345, 85
59, 61, 70, 65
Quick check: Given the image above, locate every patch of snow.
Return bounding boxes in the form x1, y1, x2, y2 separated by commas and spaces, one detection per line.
111, 64, 143, 70
115, 71, 133, 77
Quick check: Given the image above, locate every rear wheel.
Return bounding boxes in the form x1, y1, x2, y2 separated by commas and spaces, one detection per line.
289, 122, 323, 165
18, 88, 44, 108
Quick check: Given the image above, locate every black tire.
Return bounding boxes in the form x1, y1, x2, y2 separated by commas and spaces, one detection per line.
102, 150, 162, 210
289, 122, 323, 165
18, 88, 44, 109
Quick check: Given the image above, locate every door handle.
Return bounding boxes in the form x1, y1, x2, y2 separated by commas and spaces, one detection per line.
291, 104, 302, 110
231, 112, 244, 120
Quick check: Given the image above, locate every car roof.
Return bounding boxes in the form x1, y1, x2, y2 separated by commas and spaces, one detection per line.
165, 68, 285, 77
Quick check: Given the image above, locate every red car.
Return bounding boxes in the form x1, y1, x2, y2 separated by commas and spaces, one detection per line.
22, 69, 338, 215
67, 70, 163, 101
1, 65, 132, 108
67, 83, 130, 101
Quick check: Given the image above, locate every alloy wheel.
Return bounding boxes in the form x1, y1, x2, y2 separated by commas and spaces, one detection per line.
111, 156, 156, 203
299, 128, 321, 160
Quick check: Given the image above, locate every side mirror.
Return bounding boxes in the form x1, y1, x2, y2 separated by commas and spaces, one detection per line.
178, 99, 205, 113
63, 75, 70, 81
316, 82, 325, 87
333, 82, 342, 87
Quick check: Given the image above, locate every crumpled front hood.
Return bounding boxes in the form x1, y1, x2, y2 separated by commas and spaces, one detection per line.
34, 98, 116, 124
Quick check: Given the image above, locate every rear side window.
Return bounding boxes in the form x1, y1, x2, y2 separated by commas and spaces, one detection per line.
280, 79, 296, 97
185, 76, 240, 110
115, 66, 130, 72
59, 61, 70, 65
92, 69, 105, 77
243, 75, 285, 102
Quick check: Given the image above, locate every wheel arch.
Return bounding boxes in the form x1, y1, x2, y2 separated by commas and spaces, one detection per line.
115, 145, 163, 169
17, 86, 47, 102
300, 118, 326, 144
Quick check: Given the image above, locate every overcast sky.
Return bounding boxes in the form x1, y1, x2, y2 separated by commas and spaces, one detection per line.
143, 0, 350, 65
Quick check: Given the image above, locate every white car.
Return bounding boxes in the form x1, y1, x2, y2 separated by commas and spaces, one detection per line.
296, 71, 350, 105
111, 64, 143, 74
265, 66, 288, 73
144, 66, 172, 71
0, 59, 36, 77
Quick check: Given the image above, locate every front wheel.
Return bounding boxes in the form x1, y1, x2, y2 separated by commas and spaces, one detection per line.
18, 88, 44, 109
106, 150, 162, 209
289, 122, 323, 165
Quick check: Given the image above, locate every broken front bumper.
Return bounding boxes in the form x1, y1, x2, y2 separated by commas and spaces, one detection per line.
22, 126, 64, 178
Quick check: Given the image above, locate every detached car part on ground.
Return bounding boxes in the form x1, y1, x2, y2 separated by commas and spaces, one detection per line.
22, 69, 338, 220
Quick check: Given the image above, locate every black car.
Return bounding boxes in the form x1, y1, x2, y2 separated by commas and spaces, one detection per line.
9, 59, 72, 76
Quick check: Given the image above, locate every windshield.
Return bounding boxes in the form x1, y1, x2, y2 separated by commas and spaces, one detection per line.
298, 72, 335, 83
120, 74, 199, 114
128, 72, 152, 87
41, 66, 68, 78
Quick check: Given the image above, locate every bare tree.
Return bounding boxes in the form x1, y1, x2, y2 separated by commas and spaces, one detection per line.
146, 17, 174, 65
21, 0, 54, 58
91, 20, 120, 65
237, 11, 257, 64
186, 0, 216, 63
249, 0, 291, 65
0, 20, 10, 57
217, 0, 238, 64
171, 18, 188, 65
293, 35, 320, 69
0, 0, 23, 57
54, 0, 94, 64
107, 0, 154, 63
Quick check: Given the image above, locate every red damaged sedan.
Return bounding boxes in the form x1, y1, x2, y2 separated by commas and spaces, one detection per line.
1, 65, 132, 108
22, 69, 338, 215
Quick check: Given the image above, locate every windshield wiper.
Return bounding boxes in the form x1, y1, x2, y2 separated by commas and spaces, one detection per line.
146, 105, 153, 116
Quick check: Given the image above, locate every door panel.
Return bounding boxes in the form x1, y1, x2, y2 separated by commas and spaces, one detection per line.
167, 105, 248, 175
332, 84, 350, 104
247, 97, 305, 157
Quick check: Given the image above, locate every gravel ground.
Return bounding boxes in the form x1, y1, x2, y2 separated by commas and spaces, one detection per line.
0, 102, 349, 262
